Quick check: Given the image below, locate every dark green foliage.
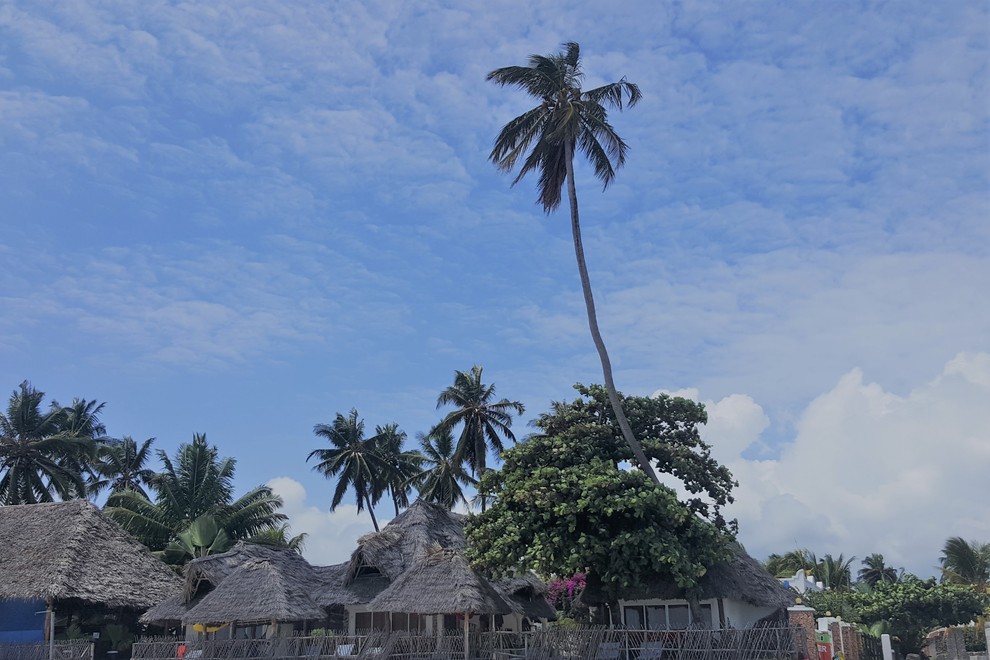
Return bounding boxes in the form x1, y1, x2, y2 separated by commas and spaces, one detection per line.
805, 576, 989, 654
408, 427, 475, 510
466, 384, 735, 594
940, 537, 990, 588
859, 553, 900, 587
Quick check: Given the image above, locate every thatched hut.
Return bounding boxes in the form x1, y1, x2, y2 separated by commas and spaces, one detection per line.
0, 500, 181, 642
580, 544, 794, 629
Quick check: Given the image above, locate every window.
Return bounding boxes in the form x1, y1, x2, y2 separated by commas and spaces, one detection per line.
355, 612, 373, 632
645, 606, 666, 630
623, 606, 644, 629
667, 605, 689, 629
391, 613, 409, 631
699, 604, 714, 628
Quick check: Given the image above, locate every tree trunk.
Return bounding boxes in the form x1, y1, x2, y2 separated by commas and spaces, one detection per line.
563, 140, 661, 486
364, 492, 380, 532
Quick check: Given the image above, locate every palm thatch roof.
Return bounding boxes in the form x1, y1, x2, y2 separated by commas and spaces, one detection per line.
580, 544, 795, 609
495, 574, 558, 620
0, 500, 181, 609
344, 501, 466, 584
181, 558, 327, 625
369, 548, 511, 615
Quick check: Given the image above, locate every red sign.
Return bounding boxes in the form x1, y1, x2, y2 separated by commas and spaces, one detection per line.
815, 632, 833, 660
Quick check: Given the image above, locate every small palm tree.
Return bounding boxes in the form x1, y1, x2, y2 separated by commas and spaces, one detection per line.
818, 553, 856, 590
0, 382, 94, 504
940, 537, 990, 590
408, 427, 475, 510
858, 553, 899, 587
90, 436, 158, 498
371, 423, 422, 517
488, 43, 659, 486
107, 434, 285, 559
308, 409, 389, 531
435, 365, 524, 484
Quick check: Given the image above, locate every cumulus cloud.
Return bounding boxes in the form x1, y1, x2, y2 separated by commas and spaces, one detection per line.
268, 476, 378, 566
689, 352, 990, 577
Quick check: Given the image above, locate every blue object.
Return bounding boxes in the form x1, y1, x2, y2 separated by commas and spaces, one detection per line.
0, 599, 46, 643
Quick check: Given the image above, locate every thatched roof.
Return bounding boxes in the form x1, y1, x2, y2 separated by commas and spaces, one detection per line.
181, 559, 327, 625
369, 548, 511, 615
580, 544, 794, 609
313, 563, 389, 607
0, 500, 181, 609
495, 574, 558, 621
345, 501, 466, 584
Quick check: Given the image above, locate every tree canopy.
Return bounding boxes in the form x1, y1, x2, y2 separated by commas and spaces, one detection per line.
466, 384, 736, 594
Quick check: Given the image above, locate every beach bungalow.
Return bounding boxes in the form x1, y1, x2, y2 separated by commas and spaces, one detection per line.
142, 500, 555, 640
580, 544, 795, 630
0, 500, 181, 644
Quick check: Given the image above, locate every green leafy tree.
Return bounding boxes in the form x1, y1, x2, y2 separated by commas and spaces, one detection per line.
372, 423, 422, 517
0, 382, 97, 504
806, 576, 989, 654
307, 409, 389, 531
487, 43, 658, 486
107, 434, 286, 564
940, 537, 990, 591
408, 427, 476, 510
435, 365, 524, 487
90, 436, 158, 498
859, 553, 900, 587
467, 385, 735, 609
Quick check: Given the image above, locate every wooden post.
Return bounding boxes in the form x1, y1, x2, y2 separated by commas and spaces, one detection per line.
464, 612, 470, 660
46, 601, 54, 660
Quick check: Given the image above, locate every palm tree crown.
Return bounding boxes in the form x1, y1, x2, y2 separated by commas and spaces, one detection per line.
0, 381, 96, 504
409, 427, 476, 510
940, 536, 990, 590
308, 409, 390, 531
435, 365, 524, 479
371, 423, 422, 516
858, 553, 899, 587
91, 436, 159, 498
488, 43, 659, 486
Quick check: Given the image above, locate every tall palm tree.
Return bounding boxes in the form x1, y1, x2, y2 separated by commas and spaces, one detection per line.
408, 427, 475, 510
435, 365, 524, 485
858, 553, 899, 587
0, 381, 94, 504
940, 537, 990, 590
487, 43, 659, 485
307, 409, 389, 531
90, 436, 159, 498
371, 423, 422, 517
107, 434, 285, 560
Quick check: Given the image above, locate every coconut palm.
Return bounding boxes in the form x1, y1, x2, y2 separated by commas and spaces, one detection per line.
371, 423, 422, 516
408, 427, 475, 510
90, 436, 159, 498
435, 365, 524, 485
858, 553, 899, 587
818, 553, 856, 590
107, 433, 285, 556
0, 381, 94, 504
487, 43, 658, 485
940, 537, 990, 590
308, 409, 389, 531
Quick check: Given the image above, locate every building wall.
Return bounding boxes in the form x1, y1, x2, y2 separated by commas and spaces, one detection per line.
719, 600, 777, 629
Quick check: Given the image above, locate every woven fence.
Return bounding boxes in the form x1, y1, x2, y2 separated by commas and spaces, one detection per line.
0, 640, 94, 660
131, 626, 805, 660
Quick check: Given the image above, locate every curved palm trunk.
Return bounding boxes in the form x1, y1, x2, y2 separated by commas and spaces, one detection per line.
364, 491, 380, 531
564, 141, 661, 486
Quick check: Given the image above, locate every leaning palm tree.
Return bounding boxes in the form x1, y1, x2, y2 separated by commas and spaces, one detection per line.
107, 433, 285, 561
487, 43, 659, 485
940, 537, 990, 590
90, 436, 159, 498
435, 365, 524, 486
0, 381, 94, 504
408, 427, 475, 510
371, 423, 423, 517
307, 409, 389, 531
858, 553, 899, 587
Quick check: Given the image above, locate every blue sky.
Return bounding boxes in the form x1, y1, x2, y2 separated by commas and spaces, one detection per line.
2, 0, 987, 576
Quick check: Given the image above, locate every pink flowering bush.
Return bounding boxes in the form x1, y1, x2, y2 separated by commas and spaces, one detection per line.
547, 572, 586, 615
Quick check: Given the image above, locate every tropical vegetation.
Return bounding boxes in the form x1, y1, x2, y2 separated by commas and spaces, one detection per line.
487, 42, 659, 486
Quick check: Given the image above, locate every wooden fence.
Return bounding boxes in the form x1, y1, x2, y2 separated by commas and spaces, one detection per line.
131, 626, 806, 660
0, 640, 94, 660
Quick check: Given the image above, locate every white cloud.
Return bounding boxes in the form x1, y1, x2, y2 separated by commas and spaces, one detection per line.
695, 352, 990, 577
268, 476, 378, 567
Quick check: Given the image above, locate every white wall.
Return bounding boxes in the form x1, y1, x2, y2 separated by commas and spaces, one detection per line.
720, 600, 776, 629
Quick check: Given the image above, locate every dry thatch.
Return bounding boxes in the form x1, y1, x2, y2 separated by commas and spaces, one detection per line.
0, 500, 181, 609
495, 574, 558, 621
181, 558, 327, 625
580, 543, 795, 608
369, 547, 511, 615
344, 501, 466, 584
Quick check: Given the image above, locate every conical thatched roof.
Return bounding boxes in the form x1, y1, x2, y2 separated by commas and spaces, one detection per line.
369, 548, 511, 615
580, 543, 794, 608
495, 574, 558, 621
181, 558, 327, 625
345, 501, 466, 584
0, 500, 181, 609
